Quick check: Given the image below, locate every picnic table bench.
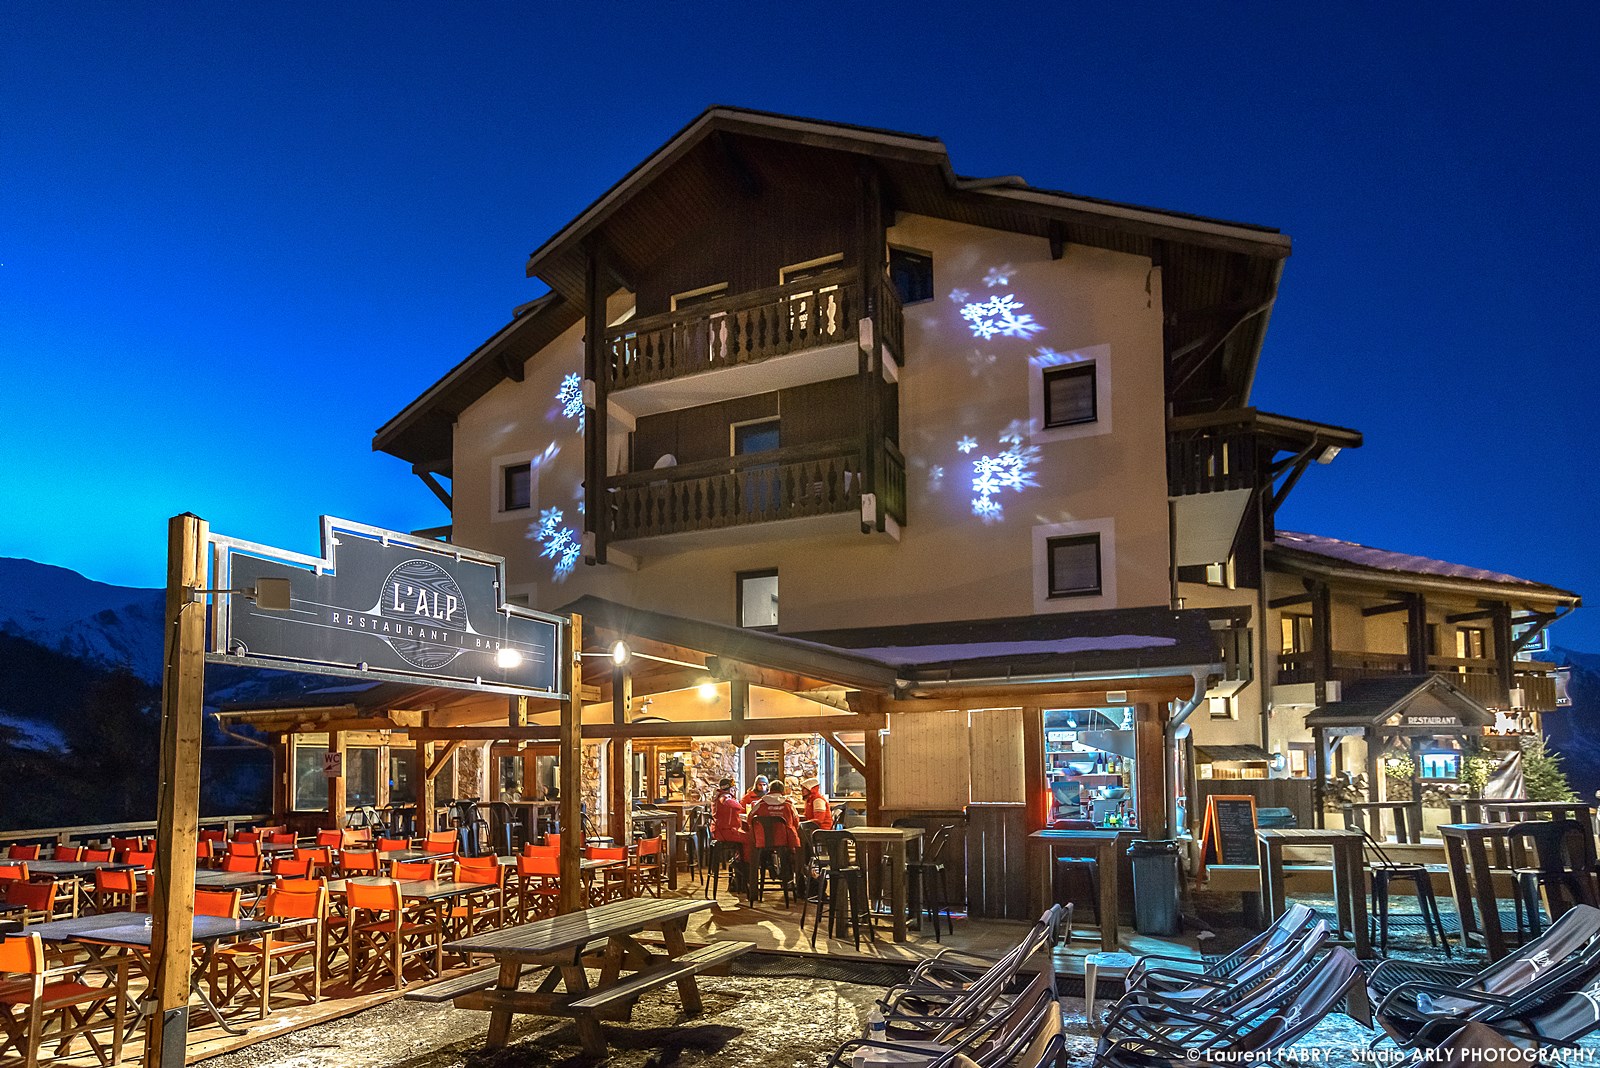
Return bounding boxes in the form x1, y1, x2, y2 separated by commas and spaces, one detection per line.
443, 896, 752, 1057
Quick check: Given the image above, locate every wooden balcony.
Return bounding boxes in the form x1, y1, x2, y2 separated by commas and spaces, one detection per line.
1275, 650, 1560, 712
606, 439, 905, 543
1167, 416, 1260, 496
603, 269, 903, 394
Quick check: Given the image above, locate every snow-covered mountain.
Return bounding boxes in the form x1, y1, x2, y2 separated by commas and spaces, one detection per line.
0, 557, 165, 681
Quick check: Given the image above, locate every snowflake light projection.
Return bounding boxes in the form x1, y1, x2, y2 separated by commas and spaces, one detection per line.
557, 373, 585, 432
983, 264, 1015, 288
532, 507, 581, 580
947, 287, 971, 306
966, 351, 997, 376
957, 435, 978, 454
966, 427, 1039, 523
960, 294, 1042, 340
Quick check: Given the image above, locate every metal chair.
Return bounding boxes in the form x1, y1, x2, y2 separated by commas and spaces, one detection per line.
809, 830, 874, 949
750, 815, 794, 907
1361, 829, 1451, 955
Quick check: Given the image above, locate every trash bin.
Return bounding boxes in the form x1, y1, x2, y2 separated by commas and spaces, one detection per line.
1127, 839, 1181, 935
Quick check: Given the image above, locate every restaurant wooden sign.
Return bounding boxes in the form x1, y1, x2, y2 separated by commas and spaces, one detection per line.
206, 516, 566, 697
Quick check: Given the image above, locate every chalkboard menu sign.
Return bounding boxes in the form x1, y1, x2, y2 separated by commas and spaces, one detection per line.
1197, 795, 1259, 878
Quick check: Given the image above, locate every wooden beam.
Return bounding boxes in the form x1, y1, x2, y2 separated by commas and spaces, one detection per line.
821, 732, 865, 775
426, 740, 460, 780
612, 666, 631, 726
863, 723, 882, 826
1311, 581, 1333, 705
408, 713, 883, 743
416, 738, 435, 832
705, 657, 827, 695
606, 737, 629, 841
510, 696, 528, 728
1268, 593, 1313, 610
1445, 608, 1495, 624
148, 513, 207, 1068
557, 614, 583, 913
328, 730, 348, 829
1361, 601, 1410, 617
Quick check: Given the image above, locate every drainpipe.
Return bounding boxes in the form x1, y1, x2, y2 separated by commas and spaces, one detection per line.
1166, 672, 1209, 839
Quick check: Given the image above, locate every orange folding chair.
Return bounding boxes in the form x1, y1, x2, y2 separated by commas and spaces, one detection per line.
220, 853, 260, 875
108, 838, 143, 856
450, 857, 505, 936
271, 857, 312, 880
195, 888, 242, 919
514, 854, 560, 921
583, 846, 630, 904
80, 849, 113, 865
213, 884, 325, 1018
6, 846, 40, 861
424, 831, 457, 856
0, 866, 26, 886
2, 878, 62, 924
377, 838, 410, 852
340, 851, 380, 877
53, 847, 83, 863
390, 861, 438, 881
346, 880, 441, 989
0, 932, 128, 1067
295, 847, 332, 878
89, 869, 140, 914
122, 850, 155, 871
315, 830, 343, 849
629, 837, 667, 898
266, 832, 297, 847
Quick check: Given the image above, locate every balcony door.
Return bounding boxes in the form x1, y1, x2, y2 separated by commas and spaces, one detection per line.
780, 255, 843, 342
671, 283, 728, 366
733, 416, 781, 514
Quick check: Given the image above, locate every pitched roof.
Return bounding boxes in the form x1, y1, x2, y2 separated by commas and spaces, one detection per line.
1303, 674, 1494, 730
1270, 531, 1580, 602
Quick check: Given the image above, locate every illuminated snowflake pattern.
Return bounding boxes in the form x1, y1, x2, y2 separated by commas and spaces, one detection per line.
947, 288, 971, 305
983, 264, 1015, 288
966, 351, 997, 376
968, 431, 1040, 522
532, 507, 581, 580
960, 294, 1041, 340
957, 436, 978, 454
927, 464, 944, 492
557, 373, 585, 432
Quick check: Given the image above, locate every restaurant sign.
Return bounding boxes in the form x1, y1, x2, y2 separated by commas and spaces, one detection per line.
206, 517, 565, 698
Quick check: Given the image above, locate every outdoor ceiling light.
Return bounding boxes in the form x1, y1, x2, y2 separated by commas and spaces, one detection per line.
495, 647, 523, 669
697, 680, 719, 702
610, 640, 630, 666
1317, 445, 1342, 464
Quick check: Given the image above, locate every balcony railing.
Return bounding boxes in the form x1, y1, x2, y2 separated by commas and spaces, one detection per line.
1167, 416, 1260, 496
605, 439, 864, 542
1276, 650, 1559, 711
606, 268, 865, 391
880, 439, 907, 527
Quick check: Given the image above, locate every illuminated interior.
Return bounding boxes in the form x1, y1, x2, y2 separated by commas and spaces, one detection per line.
1042, 707, 1138, 829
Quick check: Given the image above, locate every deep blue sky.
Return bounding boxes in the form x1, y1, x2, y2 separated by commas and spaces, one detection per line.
4, 4, 1597, 644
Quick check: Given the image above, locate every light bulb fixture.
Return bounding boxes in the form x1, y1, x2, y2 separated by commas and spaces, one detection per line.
697, 680, 719, 702
610, 640, 630, 666
495, 647, 523, 669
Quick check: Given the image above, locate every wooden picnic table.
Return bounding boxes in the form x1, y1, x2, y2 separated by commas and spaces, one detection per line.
1256, 828, 1370, 958
136, 868, 276, 891
851, 826, 923, 943
1, 859, 137, 877
1029, 829, 1128, 952
444, 896, 749, 1058
27, 911, 278, 1036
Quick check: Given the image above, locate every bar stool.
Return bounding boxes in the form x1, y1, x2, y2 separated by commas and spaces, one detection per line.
750, 815, 793, 907
1362, 830, 1451, 955
1512, 819, 1598, 937
675, 806, 703, 880
905, 824, 955, 941
488, 801, 524, 857
705, 840, 747, 900
809, 830, 875, 949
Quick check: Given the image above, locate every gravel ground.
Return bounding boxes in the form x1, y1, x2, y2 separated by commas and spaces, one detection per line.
200, 975, 881, 1068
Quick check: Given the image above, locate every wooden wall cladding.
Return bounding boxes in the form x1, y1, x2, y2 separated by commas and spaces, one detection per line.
969, 708, 1025, 804
882, 711, 969, 811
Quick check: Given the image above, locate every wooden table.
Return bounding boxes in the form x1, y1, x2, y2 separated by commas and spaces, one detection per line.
28, 911, 278, 1036
1446, 803, 1596, 868
136, 869, 275, 891
1029, 829, 1125, 952
1257, 828, 1370, 958
445, 897, 746, 1058
631, 809, 681, 890
1343, 801, 1424, 844
1440, 822, 1524, 960
851, 826, 924, 942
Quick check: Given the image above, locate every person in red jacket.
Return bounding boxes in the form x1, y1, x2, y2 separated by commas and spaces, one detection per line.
747, 778, 802, 850
740, 775, 769, 809
798, 776, 834, 830
711, 778, 748, 848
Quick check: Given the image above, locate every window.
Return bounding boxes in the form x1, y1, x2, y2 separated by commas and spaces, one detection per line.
345, 747, 379, 809
670, 283, 727, 311
389, 749, 416, 805
1042, 364, 1097, 428
502, 462, 531, 512
1457, 627, 1487, 660
1281, 615, 1313, 655
291, 737, 329, 812
888, 247, 934, 305
738, 569, 779, 629
1046, 534, 1102, 599
731, 417, 780, 456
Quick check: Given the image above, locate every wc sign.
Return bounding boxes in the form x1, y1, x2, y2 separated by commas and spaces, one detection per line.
207, 517, 565, 698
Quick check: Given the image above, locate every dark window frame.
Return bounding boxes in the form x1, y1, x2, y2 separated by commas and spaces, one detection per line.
502, 462, 532, 512
888, 246, 934, 305
1045, 534, 1102, 599
1042, 363, 1098, 429
736, 568, 780, 630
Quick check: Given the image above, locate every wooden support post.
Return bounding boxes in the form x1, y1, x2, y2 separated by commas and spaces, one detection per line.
1406, 594, 1430, 675
729, 678, 749, 748
607, 738, 630, 842
863, 723, 883, 826
269, 736, 288, 821
148, 513, 207, 1068
1022, 706, 1045, 831
328, 730, 347, 829
558, 614, 584, 913
1492, 602, 1515, 708
510, 695, 528, 728
416, 737, 435, 833
1312, 727, 1327, 829
1131, 695, 1169, 838
1311, 582, 1333, 706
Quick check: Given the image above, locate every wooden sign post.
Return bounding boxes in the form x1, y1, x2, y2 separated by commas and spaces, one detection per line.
1195, 794, 1259, 882
148, 513, 207, 1068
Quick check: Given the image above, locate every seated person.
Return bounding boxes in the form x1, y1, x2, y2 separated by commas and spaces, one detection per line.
741, 775, 770, 809
747, 778, 802, 850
